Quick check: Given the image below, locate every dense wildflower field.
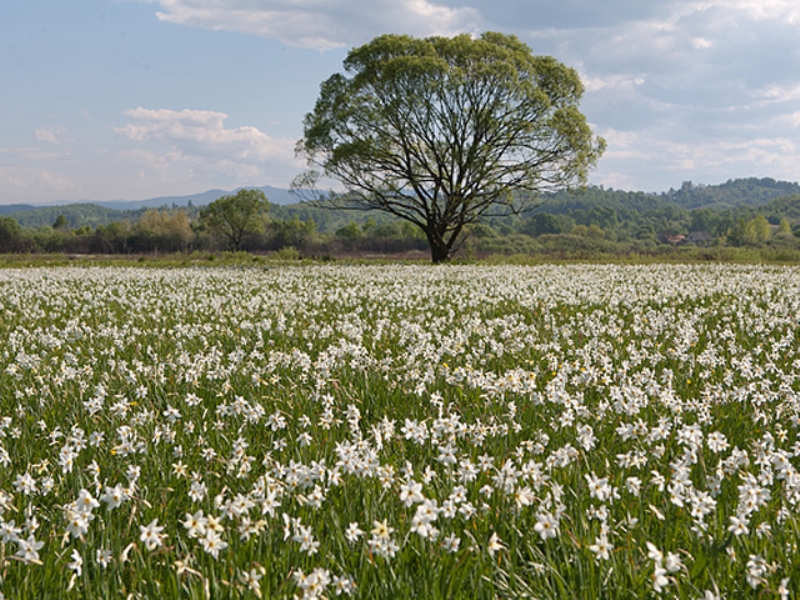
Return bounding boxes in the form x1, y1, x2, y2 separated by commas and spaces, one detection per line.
0, 264, 799, 599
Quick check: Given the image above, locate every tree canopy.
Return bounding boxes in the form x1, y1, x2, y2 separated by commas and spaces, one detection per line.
199, 189, 269, 251
297, 32, 605, 262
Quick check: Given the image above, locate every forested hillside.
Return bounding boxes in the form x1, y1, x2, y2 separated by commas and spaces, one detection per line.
10, 203, 145, 228
2, 177, 800, 258
660, 178, 800, 209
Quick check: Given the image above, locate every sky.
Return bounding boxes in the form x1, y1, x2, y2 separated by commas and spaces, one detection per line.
2, 0, 799, 205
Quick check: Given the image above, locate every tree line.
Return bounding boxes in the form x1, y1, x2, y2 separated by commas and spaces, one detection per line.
2, 181, 800, 257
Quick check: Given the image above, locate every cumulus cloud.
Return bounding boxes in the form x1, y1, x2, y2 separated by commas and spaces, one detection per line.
581, 73, 646, 94
715, 0, 800, 23
3, 0, 797, 202
784, 112, 800, 128
152, 0, 481, 49
758, 83, 800, 104
116, 107, 300, 186
593, 124, 799, 191
505, 0, 800, 188
34, 128, 59, 143
134, 0, 800, 190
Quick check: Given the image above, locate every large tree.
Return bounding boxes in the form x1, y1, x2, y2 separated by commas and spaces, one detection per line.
200, 189, 269, 251
296, 32, 605, 262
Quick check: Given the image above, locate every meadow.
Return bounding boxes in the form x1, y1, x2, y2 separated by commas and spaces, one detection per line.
0, 263, 798, 598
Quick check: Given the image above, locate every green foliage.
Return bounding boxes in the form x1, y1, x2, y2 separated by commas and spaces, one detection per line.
266, 217, 317, 251
760, 194, 800, 222
93, 220, 132, 253
521, 213, 565, 237
729, 215, 772, 246
199, 189, 269, 251
663, 177, 800, 209
52, 214, 69, 230
272, 245, 302, 260
749, 215, 772, 243
570, 224, 605, 239
466, 223, 498, 239
8, 203, 143, 228
130, 209, 196, 253
298, 32, 604, 262
0, 216, 27, 252
335, 221, 363, 240
5, 177, 800, 260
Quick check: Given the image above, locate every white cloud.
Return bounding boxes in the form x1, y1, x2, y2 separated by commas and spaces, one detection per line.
0, 166, 74, 193
757, 83, 800, 103
34, 128, 59, 143
0, 169, 28, 189
581, 73, 646, 93
504, 0, 800, 188
690, 37, 712, 49
152, 0, 481, 49
704, 0, 800, 23
38, 171, 76, 193
116, 107, 300, 186
3, 0, 800, 204
784, 111, 800, 128
592, 124, 800, 190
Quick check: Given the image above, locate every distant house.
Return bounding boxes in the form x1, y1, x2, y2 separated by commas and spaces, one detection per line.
663, 234, 686, 244
686, 231, 713, 246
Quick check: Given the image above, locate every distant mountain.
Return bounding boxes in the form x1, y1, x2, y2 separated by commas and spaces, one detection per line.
92, 185, 296, 210
3, 185, 297, 228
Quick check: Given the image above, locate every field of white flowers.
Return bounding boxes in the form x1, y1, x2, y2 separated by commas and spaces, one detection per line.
0, 264, 799, 598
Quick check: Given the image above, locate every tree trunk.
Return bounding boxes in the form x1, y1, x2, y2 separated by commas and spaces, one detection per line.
426, 229, 451, 263
430, 244, 450, 263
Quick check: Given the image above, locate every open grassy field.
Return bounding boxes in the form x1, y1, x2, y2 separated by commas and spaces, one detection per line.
0, 264, 798, 598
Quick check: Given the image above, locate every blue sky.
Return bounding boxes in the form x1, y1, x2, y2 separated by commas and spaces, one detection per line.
2, 0, 799, 204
